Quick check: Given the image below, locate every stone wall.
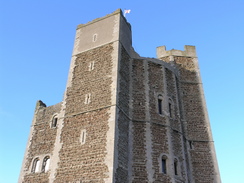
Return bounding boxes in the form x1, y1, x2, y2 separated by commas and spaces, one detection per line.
65, 44, 113, 116
165, 68, 187, 181
132, 59, 146, 121
131, 59, 148, 182
130, 59, 188, 182
147, 62, 169, 182
54, 44, 114, 182
19, 10, 220, 182
148, 62, 165, 123
162, 55, 218, 182
55, 110, 110, 183
115, 46, 130, 182
23, 102, 62, 182
20, 51, 219, 183
151, 123, 171, 183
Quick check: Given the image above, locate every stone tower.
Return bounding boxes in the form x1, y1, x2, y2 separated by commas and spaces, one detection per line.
19, 9, 221, 183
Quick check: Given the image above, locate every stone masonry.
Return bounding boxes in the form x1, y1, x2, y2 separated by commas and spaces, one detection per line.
19, 9, 221, 183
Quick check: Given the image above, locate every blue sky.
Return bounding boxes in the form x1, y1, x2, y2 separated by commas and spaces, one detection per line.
0, 0, 243, 182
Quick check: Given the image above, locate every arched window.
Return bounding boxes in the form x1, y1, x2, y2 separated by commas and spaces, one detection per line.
31, 158, 40, 173
158, 95, 163, 115
93, 34, 97, 42
51, 115, 58, 128
161, 155, 167, 174
42, 156, 50, 172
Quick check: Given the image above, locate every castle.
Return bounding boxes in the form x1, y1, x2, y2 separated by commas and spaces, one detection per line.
19, 9, 221, 183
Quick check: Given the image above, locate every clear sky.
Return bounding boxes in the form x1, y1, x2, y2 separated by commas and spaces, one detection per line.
0, 0, 243, 182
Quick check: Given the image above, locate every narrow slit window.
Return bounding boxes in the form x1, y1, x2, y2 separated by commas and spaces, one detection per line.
82, 131, 85, 143
51, 116, 58, 128
162, 158, 166, 174
174, 159, 178, 175
158, 98, 162, 114
158, 95, 163, 115
85, 93, 91, 104
168, 98, 174, 118
80, 129, 86, 145
93, 34, 97, 42
189, 141, 193, 149
88, 61, 95, 71
169, 102, 172, 117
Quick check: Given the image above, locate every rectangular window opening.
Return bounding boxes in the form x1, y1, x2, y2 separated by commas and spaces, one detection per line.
85, 93, 91, 104
88, 61, 95, 71
169, 102, 172, 117
162, 159, 166, 174
158, 99, 162, 115
189, 141, 193, 149
52, 118, 57, 128
82, 131, 85, 143
174, 161, 178, 175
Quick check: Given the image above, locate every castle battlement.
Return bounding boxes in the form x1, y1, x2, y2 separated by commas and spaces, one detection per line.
157, 45, 197, 58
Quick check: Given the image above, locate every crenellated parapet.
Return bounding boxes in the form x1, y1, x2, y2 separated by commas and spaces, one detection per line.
157, 45, 197, 58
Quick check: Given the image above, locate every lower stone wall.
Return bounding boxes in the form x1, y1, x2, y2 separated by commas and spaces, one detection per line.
23, 172, 49, 183
54, 108, 110, 183
115, 110, 129, 183
131, 121, 148, 183
151, 123, 171, 183
171, 130, 187, 181
190, 142, 215, 183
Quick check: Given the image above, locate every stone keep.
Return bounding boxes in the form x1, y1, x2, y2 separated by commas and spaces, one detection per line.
19, 9, 221, 183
